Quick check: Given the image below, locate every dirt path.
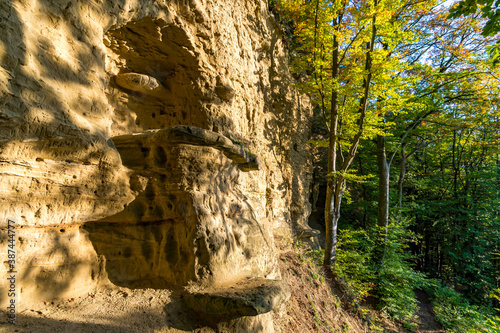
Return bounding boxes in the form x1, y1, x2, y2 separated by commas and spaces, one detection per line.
415, 289, 445, 333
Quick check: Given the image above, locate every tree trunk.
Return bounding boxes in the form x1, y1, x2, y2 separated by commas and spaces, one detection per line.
324, 26, 340, 267
357, 155, 368, 228
324, 0, 378, 267
374, 135, 390, 265
325, 177, 343, 266
377, 134, 390, 232
397, 145, 407, 222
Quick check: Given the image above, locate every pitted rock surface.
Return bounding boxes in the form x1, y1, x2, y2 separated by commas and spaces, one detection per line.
112, 126, 261, 171
85, 128, 274, 289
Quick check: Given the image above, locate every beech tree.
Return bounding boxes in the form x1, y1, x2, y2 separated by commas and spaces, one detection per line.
280, 0, 427, 266
277, 0, 500, 326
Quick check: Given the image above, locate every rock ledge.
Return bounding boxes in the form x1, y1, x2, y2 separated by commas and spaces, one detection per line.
112, 126, 260, 171
184, 278, 291, 319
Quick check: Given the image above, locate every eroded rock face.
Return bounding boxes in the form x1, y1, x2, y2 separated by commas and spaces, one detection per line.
85, 126, 276, 289
1, 226, 103, 301
0, 0, 314, 326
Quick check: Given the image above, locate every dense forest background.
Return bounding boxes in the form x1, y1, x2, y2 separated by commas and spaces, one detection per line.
270, 0, 500, 331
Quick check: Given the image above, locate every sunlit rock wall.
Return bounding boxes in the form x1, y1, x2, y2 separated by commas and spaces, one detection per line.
0, 0, 312, 311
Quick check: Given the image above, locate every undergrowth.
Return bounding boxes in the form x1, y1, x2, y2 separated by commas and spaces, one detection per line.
330, 220, 426, 331
426, 280, 500, 333
289, 221, 500, 332
374, 222, 427, 331
298, 246, 387, 332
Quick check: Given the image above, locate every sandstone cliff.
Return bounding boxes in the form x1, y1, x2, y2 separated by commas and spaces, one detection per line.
0, 0, 314, 331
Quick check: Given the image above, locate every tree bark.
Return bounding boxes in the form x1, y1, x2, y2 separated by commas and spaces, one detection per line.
377, 134, 390, 233
397, 145, 407, 222
357, 155, 368, 228
325, 177, 343, 266
375, 134, 390, 265
324, 22, 340, 267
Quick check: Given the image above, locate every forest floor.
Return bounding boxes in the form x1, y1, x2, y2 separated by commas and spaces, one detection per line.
0, 287, 201, 333
274, 251, 369, 332
276, 249, 447, 333
0, 250, 446, 333
414, 290, 445, 333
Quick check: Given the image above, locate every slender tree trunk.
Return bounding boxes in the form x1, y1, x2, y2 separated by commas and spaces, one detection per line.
313, 0, 320, 55
324, 0, 378, 267
452, 130, 458, 198
397, 145, 407, 222
375, 134, 390, 265
377, 134, 390, 233
325, 176, 344, 266
357, 155, 368, 228
324, 25, 340, 267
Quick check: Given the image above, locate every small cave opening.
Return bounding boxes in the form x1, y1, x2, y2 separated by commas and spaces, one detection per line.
103, 17, 210, 136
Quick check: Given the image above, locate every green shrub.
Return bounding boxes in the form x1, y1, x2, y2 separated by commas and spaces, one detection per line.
374, 221, 426, 330
426, 280, 499, 333
304, 221, 499, 333
334, 229, 375, 306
